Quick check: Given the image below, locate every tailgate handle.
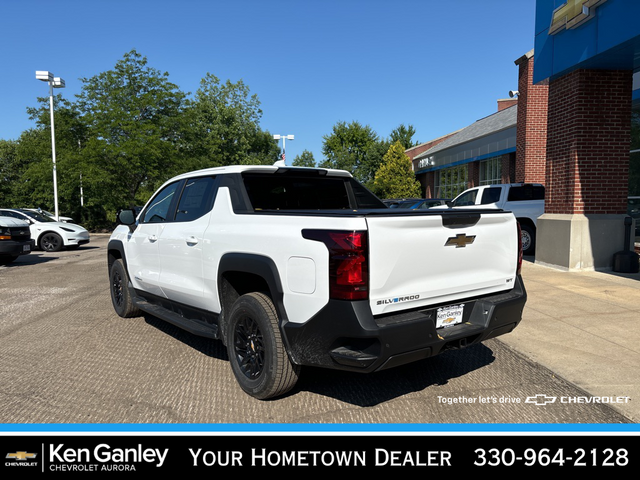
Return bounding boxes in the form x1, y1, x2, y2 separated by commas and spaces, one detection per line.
442, 213, 481, 229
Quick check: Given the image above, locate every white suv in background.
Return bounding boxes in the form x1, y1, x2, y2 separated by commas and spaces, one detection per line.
0, 208, 90, 252
25, 208, 75, 223
432, 183, 545, 255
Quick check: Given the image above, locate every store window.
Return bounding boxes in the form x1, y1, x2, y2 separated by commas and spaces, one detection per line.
479, 157, 502, 185
435, 165, 468, 199
629, 105, 639, 239
630, 106, 640, 196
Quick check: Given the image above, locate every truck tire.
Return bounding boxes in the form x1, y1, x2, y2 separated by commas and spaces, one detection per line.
520, 223, 536, 256
226, 292, 300, 399
109, 258, 141, 318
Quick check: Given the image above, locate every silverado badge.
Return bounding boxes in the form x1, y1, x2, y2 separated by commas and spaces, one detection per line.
445, 234, 476, 248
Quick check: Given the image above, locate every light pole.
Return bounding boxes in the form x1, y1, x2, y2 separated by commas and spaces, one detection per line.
273, 134, 294, 164
36, 71, 65, 221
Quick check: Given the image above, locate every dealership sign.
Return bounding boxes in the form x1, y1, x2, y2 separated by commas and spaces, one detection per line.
549, 0, 607, 35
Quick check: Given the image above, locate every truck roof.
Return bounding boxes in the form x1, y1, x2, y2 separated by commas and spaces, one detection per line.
167, 164, 353, 183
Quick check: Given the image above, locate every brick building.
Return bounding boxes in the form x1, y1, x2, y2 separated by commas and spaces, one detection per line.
409, 1, 640, 271
532, 0, 640, 271
411, 101, 519, 200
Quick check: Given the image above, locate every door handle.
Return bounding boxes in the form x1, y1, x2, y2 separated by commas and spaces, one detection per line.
186, 235, 199, 245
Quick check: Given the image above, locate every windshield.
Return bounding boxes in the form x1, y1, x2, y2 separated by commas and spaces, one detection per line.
21, 210, 55, 222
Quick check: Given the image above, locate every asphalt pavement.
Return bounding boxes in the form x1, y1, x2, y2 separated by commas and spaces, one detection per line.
499, 255, 640, 422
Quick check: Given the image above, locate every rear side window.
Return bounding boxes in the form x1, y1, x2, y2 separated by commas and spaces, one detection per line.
175, 177, 217, 222
480, 187, 501, 204
507, 185, 545, 201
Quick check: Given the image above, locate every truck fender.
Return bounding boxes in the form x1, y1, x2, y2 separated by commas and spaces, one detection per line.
217, 253, 288, 345
107, 239, 128, 275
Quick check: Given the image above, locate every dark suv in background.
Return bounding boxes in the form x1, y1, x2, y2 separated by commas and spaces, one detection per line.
0, 216, 33, 265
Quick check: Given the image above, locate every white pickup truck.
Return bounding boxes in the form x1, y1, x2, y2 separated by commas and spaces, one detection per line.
433, 184, 545, 255
108, 165, 526, 399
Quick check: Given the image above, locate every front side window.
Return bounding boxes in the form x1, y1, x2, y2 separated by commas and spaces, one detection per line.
453, 189, 478, 207
142, 181, 181, 223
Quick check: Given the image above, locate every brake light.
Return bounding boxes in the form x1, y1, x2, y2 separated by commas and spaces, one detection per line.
302, 229, 369, 300
516, 222, 523, 276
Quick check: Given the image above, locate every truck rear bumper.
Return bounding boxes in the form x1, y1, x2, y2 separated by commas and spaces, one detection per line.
282, 275, 527, 373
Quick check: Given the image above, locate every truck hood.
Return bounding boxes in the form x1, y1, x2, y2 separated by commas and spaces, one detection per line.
0, 216, 30, 227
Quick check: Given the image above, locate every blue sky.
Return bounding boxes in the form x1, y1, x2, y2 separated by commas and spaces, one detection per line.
0, 0, 536, 164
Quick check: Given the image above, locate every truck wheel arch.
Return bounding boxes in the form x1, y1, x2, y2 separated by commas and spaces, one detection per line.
516, 218, 536, 256
107, 239, 127, 273
217, 253, 288, 346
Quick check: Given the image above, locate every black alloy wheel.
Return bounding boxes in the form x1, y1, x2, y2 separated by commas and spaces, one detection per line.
40, 232, 63, 252
233, 315, 266, 380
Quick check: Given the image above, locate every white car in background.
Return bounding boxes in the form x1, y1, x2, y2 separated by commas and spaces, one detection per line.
0, 208, 89, 252
25, 208, 74, 223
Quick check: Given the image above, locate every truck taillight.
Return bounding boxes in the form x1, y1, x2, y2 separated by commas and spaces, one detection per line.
302, 229, 369, 300
516, 222, 523, 276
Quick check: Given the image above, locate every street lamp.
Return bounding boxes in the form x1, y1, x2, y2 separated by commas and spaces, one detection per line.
273, 134, 294, 164
36, 70, 65, 221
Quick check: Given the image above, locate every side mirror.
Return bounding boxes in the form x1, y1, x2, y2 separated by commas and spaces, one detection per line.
117, 209, 137, 231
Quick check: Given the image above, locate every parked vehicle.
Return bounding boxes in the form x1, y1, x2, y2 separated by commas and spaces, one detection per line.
383, 198, 421, 208
384, 198, 450, 209
0, 216, 33, 265
24, 208, 74, 223
108, 165, 526, 399
432, 183, 545, 255
0, 208, 90, 252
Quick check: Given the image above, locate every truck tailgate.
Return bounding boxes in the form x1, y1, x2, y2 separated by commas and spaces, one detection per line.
366, 211, 519, 316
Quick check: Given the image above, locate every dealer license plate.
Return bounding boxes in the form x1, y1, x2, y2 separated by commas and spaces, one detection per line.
23, 245, 30, 252
436, 304, 464, 328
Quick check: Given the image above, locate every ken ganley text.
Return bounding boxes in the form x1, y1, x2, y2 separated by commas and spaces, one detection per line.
49, 444, 168, 471
190, 448, 452, 467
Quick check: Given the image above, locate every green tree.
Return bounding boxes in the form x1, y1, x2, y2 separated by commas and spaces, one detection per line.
320, 121, 385, 184
389, 123, 419, 149
0, 139, 20, 203
74, 49, 186, 213
21, 96, 89, 218
180, 73, 279, 172
372, 141, 422, 199
292, 149, 316, 167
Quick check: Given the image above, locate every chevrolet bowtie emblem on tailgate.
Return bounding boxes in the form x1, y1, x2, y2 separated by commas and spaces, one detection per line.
445, 234, 476, 248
